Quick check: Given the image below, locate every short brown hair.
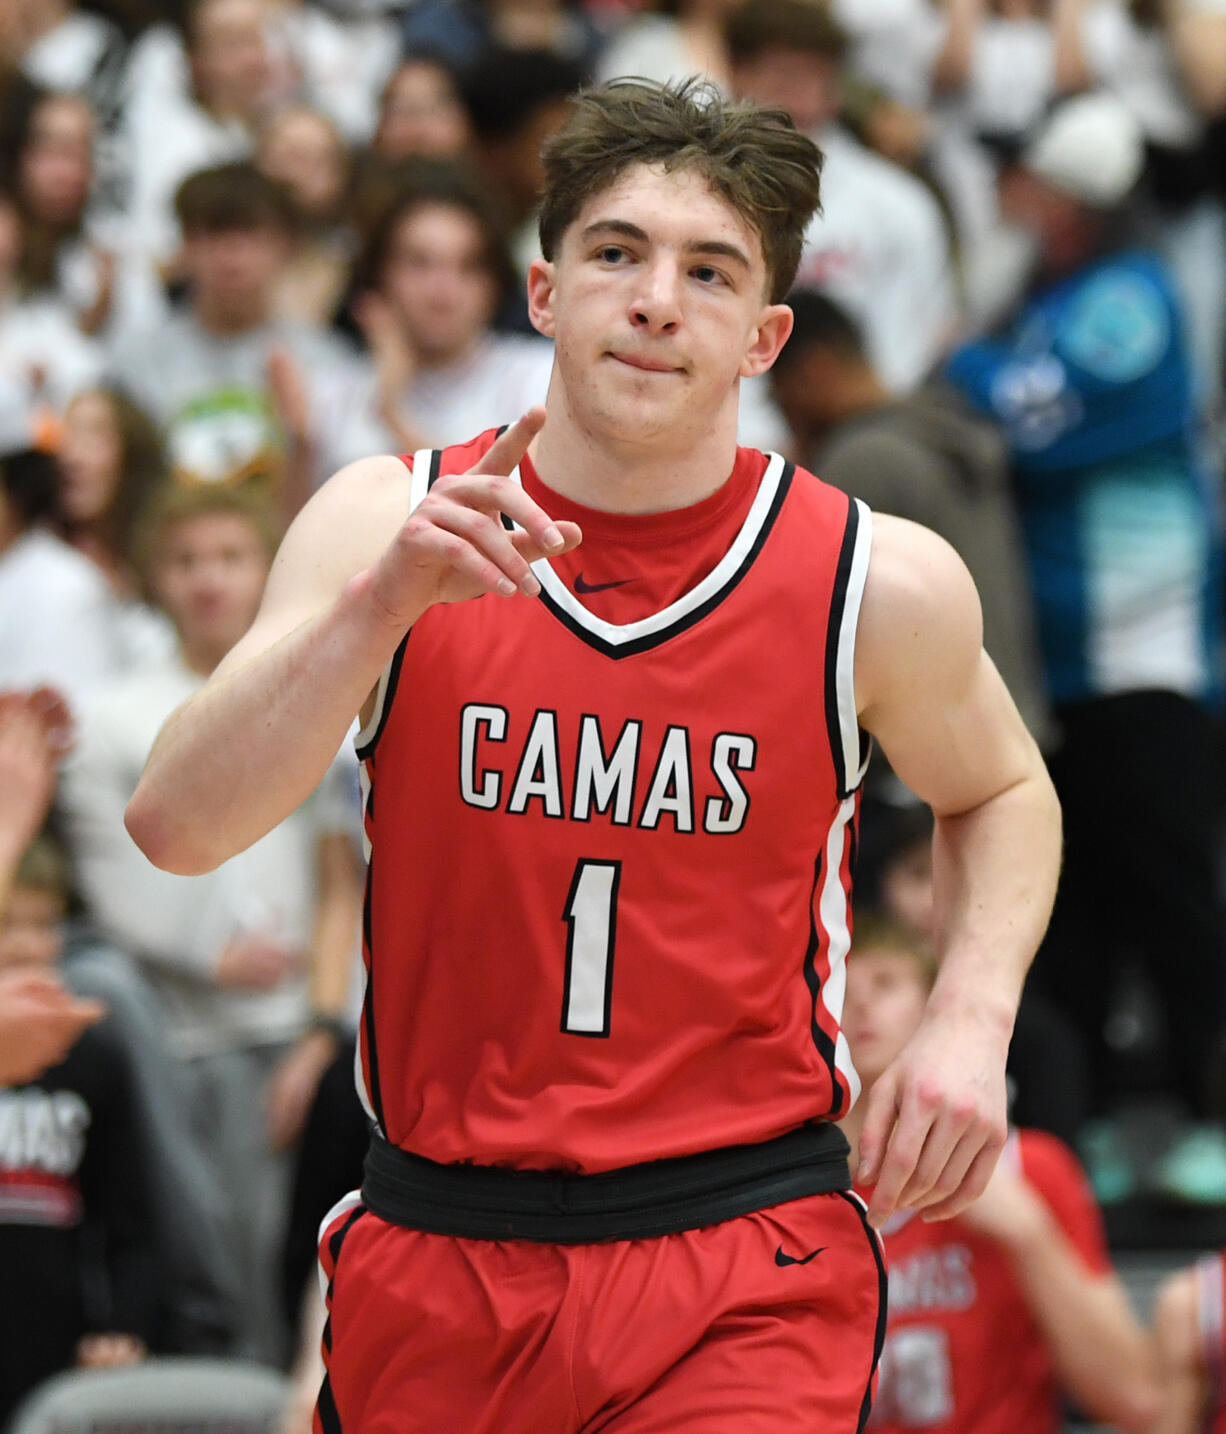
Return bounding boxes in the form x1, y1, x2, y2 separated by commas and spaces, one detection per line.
133, 482, 283, 591
849, 912, 939, 992
724, 0, 849, 65
175, 161, 297, 236
538, 78, 823, 303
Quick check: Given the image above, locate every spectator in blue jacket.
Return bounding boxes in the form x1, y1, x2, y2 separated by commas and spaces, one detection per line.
947, 91, 1226, 1205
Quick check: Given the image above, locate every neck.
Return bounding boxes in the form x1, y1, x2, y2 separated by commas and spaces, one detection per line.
26, 0, 70, 41
530, 381, 742, 514
194, 295, 268, 337
178, 637, 226, 678
826, 368, 888, 428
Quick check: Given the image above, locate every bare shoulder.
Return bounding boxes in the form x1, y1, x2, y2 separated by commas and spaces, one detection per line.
276, 452, 414, 585
855, 511, 983, 721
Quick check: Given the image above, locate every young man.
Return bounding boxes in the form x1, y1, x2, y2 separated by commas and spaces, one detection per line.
947, 92, 1226, 1203
841, 920, 1158, 1434
127, 80, 1060, 1431
349, 166, 555, 452
108, 162, 384, 507
62, 483, 362, 1365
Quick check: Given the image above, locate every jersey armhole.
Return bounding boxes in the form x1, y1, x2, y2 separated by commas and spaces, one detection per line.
824, 495, 873, 800
353, 448, 438, 760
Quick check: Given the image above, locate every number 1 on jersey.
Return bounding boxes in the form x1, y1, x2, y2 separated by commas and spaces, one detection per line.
561, 859, 621, 1036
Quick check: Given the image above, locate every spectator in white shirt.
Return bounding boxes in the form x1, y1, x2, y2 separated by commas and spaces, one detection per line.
118, 0, 273, 272
726, 0, 959, 392
60, 482, 362, 1365
53, 387, 174, 668
256, 106, 354, 327
108, 162, 384, 512
371, 55, 474, 164
0, 184, 102, 426
7, 88, 118, 337
346, 163, 555, 451
0, 447, 125, 717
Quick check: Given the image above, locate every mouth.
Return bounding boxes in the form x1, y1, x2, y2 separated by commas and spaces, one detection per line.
609, 351, 682, 374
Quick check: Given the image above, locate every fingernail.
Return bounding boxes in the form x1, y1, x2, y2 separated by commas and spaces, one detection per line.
522, 574, 541, 596
497, 577, 516, 596
544, 526, 563, 550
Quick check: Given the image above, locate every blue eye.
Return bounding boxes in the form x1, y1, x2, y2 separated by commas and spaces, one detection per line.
693, 266, 721, 284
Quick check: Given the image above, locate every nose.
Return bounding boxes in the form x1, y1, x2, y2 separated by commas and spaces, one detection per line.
629, 257, 681, 335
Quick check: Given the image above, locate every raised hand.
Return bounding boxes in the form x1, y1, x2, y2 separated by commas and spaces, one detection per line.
0, 969, 105, 1085
364, 408, 582, 624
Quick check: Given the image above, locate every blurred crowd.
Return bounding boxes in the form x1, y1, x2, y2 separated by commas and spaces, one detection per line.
5, 0, 1226, 1426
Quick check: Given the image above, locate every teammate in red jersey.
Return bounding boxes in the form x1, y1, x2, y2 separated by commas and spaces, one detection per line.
126, 79, 1060, 1432
1150, 1250, 1226, 1433
842, 918, 1158, 1434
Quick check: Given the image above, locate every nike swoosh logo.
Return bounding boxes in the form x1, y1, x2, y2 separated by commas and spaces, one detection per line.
774, 1244, 827, 1267
574, 573, 632, 594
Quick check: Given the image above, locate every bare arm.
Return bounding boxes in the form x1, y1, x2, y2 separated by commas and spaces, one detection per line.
960, 1164, 1158, 1431
932, 0, 986, 93
1165, 1, 1226, 116
1148, 1269, 1210, 1434
854, 517, 1061, 1226
1052, 0, 1094, 93
126, 411, 581, 875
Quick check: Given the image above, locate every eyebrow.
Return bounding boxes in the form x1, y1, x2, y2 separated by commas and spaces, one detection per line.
580, 219, 752, 271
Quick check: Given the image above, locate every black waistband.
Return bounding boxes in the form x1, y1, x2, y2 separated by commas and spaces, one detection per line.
361, 1122, 851, 1243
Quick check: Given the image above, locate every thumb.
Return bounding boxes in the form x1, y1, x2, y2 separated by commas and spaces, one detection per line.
856, 1070, 901, 1185
469, 407, 546, 477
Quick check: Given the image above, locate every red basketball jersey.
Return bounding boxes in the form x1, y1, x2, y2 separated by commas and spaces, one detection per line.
1194, 1251, 1226, 1433
354, 429, 872, 1173
866, 1129, 1111, 1434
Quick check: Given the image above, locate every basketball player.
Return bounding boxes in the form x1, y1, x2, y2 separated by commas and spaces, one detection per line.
1149, 1254, 1226, 1433
126, 80, 1061, 1432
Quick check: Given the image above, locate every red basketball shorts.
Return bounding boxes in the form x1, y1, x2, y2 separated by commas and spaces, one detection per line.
314, 1188, 885, 1433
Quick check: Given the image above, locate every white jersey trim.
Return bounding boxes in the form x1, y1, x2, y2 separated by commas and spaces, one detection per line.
818, 791, 862, 1112
835, 498, 873, 796
508, 451, 788, 647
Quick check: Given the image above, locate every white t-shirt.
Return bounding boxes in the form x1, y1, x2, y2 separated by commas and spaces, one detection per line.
0, 292, 103, 416
60, 653, 343, 1056
117, 85, 252, 267
107, 308, 386, 487
831, 0, 945, 108
0, 530, 127, 717
396, 332, 556, 449
963, 15, 1055, 140
21, 10, 124, 100
1082, 0, 1202, 147
263, 3, 400, 142
796, 124, 958, 391
596, 17, 727, 89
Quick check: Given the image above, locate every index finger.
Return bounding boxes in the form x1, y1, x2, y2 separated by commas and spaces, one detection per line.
866, 1097, 935, 1229
468, 408, 546, 478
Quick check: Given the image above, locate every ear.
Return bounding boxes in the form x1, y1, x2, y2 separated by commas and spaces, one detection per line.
527, 257, 557, 339
739, 303, 794, 379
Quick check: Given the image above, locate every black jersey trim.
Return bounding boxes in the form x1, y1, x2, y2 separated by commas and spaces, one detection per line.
529, 459, 794, 660
354, 635, 409, 763
317, 1204, 366, 1434
802, 850, 848, 1117
362, 1122, 850, 1242
359, 866, 387, 1134
837, 1191, 889, 1434
823, 496, 873, 800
